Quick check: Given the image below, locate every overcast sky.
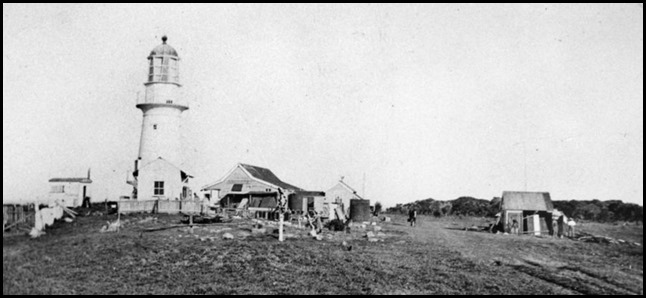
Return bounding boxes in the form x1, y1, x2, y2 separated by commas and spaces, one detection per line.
3, 3, 643, 207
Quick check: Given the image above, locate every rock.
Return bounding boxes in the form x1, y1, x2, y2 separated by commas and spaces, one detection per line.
366, 231, 375, 238
315, 235, 324, 241
251, 228, 267, 235
223, 233, 234, 240
377, 232, 387, 238
384, 217, 392, 222
238, 231, 252, 238
368, 237, 379, 243
371, 222, 377, 226
64, 218, 74, 223
373, 226, 382, 232
362, 222, 371, 226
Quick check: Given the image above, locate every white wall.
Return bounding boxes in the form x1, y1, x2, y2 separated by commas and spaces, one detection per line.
137, 159, 185, 201
48, 182, 91, 207
325, 183, 360, 216
138, 105, 184, 166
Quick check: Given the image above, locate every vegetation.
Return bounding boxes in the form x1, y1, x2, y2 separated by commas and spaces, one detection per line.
3, 213, 642, 295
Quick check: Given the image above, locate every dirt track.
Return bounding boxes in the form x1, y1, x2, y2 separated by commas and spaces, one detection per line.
389, 215, 643, 295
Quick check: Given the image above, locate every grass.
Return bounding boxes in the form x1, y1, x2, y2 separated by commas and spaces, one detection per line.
3, 213, 643, 295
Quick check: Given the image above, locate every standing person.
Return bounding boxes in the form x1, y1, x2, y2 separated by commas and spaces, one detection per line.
408, 208, 417, 227
567, 218, 577, 238
552, 219, 558, 238
557, 215, 565, 239
511, 219, 520, 235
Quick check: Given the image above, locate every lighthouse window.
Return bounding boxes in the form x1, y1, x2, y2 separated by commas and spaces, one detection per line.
154, 181, 165, 196
153, 124, 157, 130
169, 58, 179, 83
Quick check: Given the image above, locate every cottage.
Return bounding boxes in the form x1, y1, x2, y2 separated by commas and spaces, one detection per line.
498, 191, 555, 236
202, 164, 304, 218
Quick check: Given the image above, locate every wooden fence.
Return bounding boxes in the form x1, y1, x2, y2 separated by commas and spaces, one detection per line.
118, 200, 205, 215
3, 205, 35, 234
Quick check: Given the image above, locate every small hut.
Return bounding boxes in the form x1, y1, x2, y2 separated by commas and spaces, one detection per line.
498, 191, 554, 236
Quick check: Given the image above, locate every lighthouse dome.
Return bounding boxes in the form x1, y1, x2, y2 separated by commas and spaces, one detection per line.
148, 36, 178, 58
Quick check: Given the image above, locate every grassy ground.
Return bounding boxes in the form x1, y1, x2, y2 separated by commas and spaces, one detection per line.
3, 213, 643, 295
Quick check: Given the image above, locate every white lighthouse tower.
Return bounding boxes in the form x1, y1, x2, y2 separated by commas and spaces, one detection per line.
131, 36, 193, 201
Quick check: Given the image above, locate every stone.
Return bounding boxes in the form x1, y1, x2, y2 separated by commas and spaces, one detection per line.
251, 228, 267, 235
223, 233, 234, 240
373, 226, 382, 232
368, 237, 379, 243
366, 231, 375, 238
377, 232, 387, 238
238, 231, 252, 238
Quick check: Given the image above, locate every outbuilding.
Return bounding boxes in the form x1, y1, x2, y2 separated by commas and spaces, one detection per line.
498, 191, 555, 236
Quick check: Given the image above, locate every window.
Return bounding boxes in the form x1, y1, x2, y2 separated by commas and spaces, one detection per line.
231, 184, 243, 192
50, 185, 65, 193
148, 57, 179, 83
153, 124, 158, 130
154, 181, 164, 196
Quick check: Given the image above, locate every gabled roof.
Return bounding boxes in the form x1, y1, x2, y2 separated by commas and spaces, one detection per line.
501, 191, 553, 211
202, 163, 302, 192
239, 164, 302, 191
49, 178, 92, 183
330, 180, 365, 200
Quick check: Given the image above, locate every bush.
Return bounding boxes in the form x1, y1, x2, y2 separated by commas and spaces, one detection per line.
325, 219, 346, 232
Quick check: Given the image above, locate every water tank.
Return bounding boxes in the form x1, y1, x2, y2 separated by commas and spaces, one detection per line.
349, 199, 371, 222
289, 194, 303, 212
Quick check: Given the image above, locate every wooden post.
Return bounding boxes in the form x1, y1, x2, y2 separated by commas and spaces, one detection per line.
189, 214, 194, 234
279, 213, 285, 242
3, 206, 6, 235
117, 210, 121, 233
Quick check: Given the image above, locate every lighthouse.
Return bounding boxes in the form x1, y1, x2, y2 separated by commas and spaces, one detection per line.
131, 36, 193, 201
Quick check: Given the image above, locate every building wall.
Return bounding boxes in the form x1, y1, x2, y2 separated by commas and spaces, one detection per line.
143, 83, 185, 107
138, 106, 184, 166
48, 182, 91, 208
215, 167, 277, 200
325, 183, 360, 216
137, 160, 184, 201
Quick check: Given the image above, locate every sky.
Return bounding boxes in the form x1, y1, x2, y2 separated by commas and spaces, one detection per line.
3, 3, 643, 208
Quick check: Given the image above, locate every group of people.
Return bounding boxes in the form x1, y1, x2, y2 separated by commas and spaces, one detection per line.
553, 215, 577, 238
406, 208, 578, 239
503, 213, 577, 238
